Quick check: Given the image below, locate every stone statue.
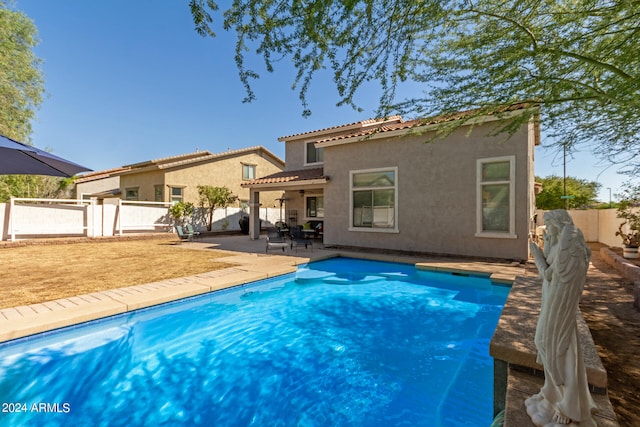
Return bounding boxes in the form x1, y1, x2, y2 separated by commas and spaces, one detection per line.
525, 210, 597, 427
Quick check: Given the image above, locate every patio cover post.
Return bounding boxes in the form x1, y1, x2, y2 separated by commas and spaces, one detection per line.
249, 190, 261, 240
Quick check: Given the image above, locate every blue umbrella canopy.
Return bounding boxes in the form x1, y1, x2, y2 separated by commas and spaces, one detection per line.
0, 134, 91, 177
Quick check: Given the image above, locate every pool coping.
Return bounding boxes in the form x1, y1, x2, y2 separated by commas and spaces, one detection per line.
0, 250, 525, 344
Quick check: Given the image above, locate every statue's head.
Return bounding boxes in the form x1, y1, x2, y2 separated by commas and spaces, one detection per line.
543, 209, 574, 232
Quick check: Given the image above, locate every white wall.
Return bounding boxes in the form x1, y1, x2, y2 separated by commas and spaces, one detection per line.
2, 198, 628, 246
0, 200, 280, 241
535, 208, 627, 248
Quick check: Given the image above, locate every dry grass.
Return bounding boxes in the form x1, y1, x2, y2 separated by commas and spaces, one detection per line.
0, 238, 235, 309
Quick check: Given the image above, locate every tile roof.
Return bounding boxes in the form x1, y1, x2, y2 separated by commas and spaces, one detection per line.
74, 167, 130, 183
75, 146, 285, 182
278, 103, 534, 147
316, 103, 533, 144
241, 167, 326, 186
123, 146, 284, 170
124, 150, 214, 168
278, 116, 403, 141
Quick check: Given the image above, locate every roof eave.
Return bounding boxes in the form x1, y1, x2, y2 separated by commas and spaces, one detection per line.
316, 108, 537, 148
241, 178, 328, 190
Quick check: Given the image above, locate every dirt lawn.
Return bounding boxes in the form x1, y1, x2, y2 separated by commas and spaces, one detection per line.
0, 236, 235, 310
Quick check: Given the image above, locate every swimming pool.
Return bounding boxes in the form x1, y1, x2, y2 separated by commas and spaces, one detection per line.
0, 258, 509, 426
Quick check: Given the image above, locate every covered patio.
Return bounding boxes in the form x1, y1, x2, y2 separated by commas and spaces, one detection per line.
242, 168, 328, 240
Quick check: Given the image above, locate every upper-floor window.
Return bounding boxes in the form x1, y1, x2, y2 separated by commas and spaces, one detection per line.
350, 167, 398, 232
476, 156, 516, 238
125, 187, 139, 201
305, 142, 324, 165
242, 163, 256, 180
154, 185, 163, 202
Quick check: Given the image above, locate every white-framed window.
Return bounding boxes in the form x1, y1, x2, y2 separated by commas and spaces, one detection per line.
349, 167, 398, 232
242, 163, 256, 180
305, 195, 324, 218
125, 187, 139, 201
170, 186, 184, 203
305, 142, 324, 165
476, 156, 516, 238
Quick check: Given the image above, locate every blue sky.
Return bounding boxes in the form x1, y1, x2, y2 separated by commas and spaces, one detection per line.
17, 0, 626, 202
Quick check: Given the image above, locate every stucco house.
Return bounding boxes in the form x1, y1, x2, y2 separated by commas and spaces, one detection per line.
243, 106, 540, 261
75, 166, 129, 202
76, 146, 285, 208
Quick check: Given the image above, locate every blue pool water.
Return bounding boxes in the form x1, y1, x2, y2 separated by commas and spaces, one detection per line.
0, 258, 509, 427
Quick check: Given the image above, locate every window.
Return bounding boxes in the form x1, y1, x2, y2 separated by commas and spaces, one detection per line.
242, 163, 256, 180
154, 185, 163, 202
350, 167, 398, 231
305, 142, 324, 165
125, 187, 139, 200
477, 156, 516, 237
170, 187, 184, 203
306, 196, 324, 218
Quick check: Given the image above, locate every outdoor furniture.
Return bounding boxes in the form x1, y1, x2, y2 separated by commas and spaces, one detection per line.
275, 221, 289, 234
302, 221, 323, 239
290, 226, 313, 251
266, 228, 288, 252
175, 225, 193, 242
185, 224, 202, 240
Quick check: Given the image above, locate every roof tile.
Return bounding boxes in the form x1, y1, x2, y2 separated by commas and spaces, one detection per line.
242, 167, 325, 186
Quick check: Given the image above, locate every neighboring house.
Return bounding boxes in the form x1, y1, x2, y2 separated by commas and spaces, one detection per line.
74, 167, 129, 203
75, 147, 285, 208
243, 106, 540, 261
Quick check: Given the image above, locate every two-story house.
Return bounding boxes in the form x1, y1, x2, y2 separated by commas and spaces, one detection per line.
243, 106, 540, 261
76, 146, 285, 208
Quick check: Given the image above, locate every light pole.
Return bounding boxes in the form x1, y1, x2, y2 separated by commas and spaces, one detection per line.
607, 187, 612, 208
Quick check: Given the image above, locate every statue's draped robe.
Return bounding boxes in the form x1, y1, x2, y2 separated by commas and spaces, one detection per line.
534, 224, 597, 425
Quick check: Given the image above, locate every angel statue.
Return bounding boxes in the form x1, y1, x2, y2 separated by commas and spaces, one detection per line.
525, 210, 597, 427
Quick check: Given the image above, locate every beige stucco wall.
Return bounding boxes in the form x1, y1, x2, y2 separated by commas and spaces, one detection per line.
119, 151, 284, 207
75, 176, 120, 198
321, 122, 535, 260
120, 170, 164, 202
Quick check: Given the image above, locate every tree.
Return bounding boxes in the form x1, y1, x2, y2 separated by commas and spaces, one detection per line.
0, 1, 44, 141
0, 2, 55, 202
535, 175, 601, 210
190, 0, 640, 174
197, 185, 238, 231
615, 181, 640, 247
0, 175, 74, 202
169, 201, 195, 226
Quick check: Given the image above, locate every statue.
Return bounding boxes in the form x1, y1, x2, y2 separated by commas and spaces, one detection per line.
525, 210, 598, 426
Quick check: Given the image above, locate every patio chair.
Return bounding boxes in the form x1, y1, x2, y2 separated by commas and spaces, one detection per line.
275, 221, 289, 234
290, 226, 313, 252
185, 224, 202, 240
175, 225, 193, 242
266, 228, 288, 253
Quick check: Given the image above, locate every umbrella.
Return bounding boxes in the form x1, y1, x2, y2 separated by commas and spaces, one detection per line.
0, 134, 92, 177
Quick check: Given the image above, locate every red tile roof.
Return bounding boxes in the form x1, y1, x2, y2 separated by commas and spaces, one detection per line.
317, 104, 533, 144
279, 103, 534, 146
241, 167, 326, 187
278, 116, 403, 141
